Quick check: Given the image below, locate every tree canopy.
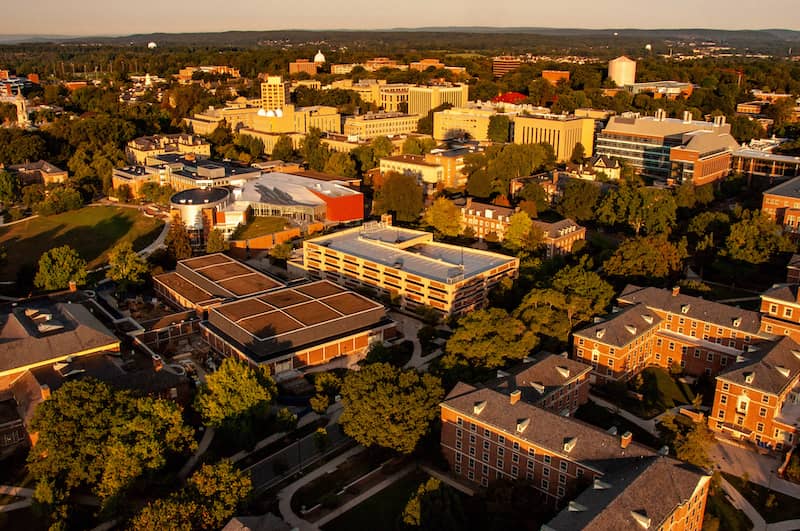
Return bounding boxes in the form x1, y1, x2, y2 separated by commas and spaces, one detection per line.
194, 357, 276, 428
106, 240, 149, 289
205, 228, 228, 254
423, 197, 462, 237
165, 213, 193, 261
28, 379, 195, 513
604, 235, 686, 282
723, 209, 792, 265
373, 172, 424, 222
339, 363, 443, 454
443, 308, 538, 370
34, 245, 88, 290
558, 179, 600, 222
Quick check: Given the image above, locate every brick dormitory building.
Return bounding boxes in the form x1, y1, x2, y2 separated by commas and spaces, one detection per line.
570, 282, 800, 451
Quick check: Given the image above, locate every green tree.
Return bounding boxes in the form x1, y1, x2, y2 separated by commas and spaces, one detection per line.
402, 477, 466, 530
599, 183, 676, 235
0, 170, 22, 203
674, 421, 715, 469
114, 184, 132, 203
724, 210, 792, 264
516, 181, 548, 214
300, 127, 331, 171
310, 372, 342, 414
570, 142, 586, 164
423, 197, 462, 237
194, 357, 276, 428
269, 242, 294, 261
373, 172, 424, 222
417, 102, 453, 135
28, 380, 195, 510
552, 261, 615, 322
487, 115, 511, 143
205, 229, 228, 254
314, 427, 329, 454
402, 136, 437, 155
165, 213, 193, 261
604, 235, 686, 281
323, 151, 357, 178
271, 134, 295, 161
370, 135, 394, 160
503, 212, 543, 254
339, 363, 443, 454
558, 179, 600, 222
34, 245, 88, 291
443, 308, 538, 370
106, 241, 149, 290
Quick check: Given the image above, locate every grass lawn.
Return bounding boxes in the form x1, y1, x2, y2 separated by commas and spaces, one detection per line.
574, 400, 662, 449
230, 217, 290, 240
723, 473, 800, 523
601, 367, 696, 419
0, 206, 164, 281
704, 487, 752, 531
321, 471, 425, 531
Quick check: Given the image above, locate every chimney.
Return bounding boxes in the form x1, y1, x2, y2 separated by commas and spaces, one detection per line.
381, 213, 393, 226
672, 286, 680, 297
466, 197, 473, 210
39, 384, 51, 401
510, 389, 521, 404
620, 431, 633, 449
68, 280, 77, 292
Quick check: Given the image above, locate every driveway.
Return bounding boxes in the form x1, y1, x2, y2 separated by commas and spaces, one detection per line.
710, 441, 800, 498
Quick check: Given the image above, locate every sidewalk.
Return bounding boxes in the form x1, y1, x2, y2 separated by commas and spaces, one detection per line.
178, 426, 215, 480
721, 476, 767, 531
710, 441, 800, 499
277, 445, 366, 531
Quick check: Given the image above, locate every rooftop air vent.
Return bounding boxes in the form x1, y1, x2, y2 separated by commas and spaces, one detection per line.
631, 511, 652, 529
568, 501, 587, 512
744, 372, 755, 384
733, 317, 742, 328
642, 314, 654, 324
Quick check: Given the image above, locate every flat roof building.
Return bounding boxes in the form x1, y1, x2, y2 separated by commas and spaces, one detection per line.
343, 112, 421, 140
297, 220, 519, 316
125, 134, 211, 165
513, 113, 595, 163
408, 84, 469, 117
261, 76, 290, 111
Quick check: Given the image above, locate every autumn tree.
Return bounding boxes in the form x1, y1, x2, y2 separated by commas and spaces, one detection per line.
604, 235, 686, 282
205, 228, 228, 253
443, 308, 537, 370
165, 213, 193, 261
34, 245, 88, 290
339, 363, 443, 454
402, 136, 437, 155
723, 209, 792, 264
423, 197, 462, 237
373, 172, 424, 222
28, 379, 195, 513
598, 183, 676, 235
106, 241, 149, 290
194, 357, 276, 428
558, 179, 600, 222
503, 212, 543, 254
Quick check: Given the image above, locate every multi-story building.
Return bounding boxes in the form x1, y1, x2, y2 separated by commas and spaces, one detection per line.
343, 112, 420, 140
595, 111, 738, 184
433, 107, 507, 142
624, 81, 694, 100
761, 176, 800, 233
288, 59, 318, 76
408, 84, 469, 116
409, 58, 467, 76
573, 285, 764, 384
125, 134, 211, 165
144, 154, 262, 192
708, 336, 800, 450
759, 284, 800, 341
5, 160, 67, 186
733, 150, 800, 182
177, 66, 239, 83
533, 219, 587, 258
260, 76, 291, 111
787, 255, 800, 284
295, 220, 519, 316
488, 354, 592, 416
492, 56, 522, 78
512, 113, 595, 163
608, 56, 636, 87
456, 199, 515, 240
378, 154, 444, 194
542, 70, 570, 86
440, 380, 709, 528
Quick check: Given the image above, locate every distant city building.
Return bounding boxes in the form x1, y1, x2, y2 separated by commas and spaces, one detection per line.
146, 153, 262, 192
177, 66, 240, 83
408, 84, 469, 116
737, 151, 800, 183
343, 112, 421, 140
624, 81, 693, 100
261, 76, 291, 111
541, 70, 570, 86
125, 134, 211, 165
513, 113, 595, 163
296, 219, 519, 316
492, 56, 522, 78
5, 160, 67, 186
595, 111, 738, 184
608, 56, 637, 87
288, 59, 318, 76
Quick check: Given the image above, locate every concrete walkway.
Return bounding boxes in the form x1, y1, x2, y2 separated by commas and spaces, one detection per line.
178, 427, 215, 480
0, 484, 34, 513
313, 464, 414, 527
710, 441, 800, 499
0, 486, 34, 497
277, 445, 366, 531
138, 217, 170, 257
0, 498, 32, 512
721, 476, 767, 531
767, 520, 800, 531
588, 394, 659, 435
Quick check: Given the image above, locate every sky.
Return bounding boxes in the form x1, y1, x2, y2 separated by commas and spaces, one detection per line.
2, 0, 799, 36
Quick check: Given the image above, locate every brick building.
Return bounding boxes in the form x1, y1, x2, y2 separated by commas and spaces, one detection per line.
762, 176, 800, 234
708, 336, 800, 450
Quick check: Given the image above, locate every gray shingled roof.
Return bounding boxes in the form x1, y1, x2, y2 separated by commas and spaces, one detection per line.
765, 176, 800, 200
532, 218, 584, 239
618, 285, 762, 335
443, 383, 654, 472
718, 336, 800, 395
573, 303, 662, 348
762, 284, 798, 304
545, 456, 707, 531
488, 354, 592, 403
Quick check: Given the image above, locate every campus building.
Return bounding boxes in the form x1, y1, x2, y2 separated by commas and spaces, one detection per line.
440, 381, 710, 528
761, 176, 800, 233
512, 113, 595, 163
708, 336, 800, 450
492, 56, 522, 78
624, 81, 694, 100
288, 59, 318, 76
572, 285, 764, 385
296, 220, 519, 316
261, 76, 291, 111
408, 84, 469, 116
595, 111, 738, 184
125, 134, 211, 165
177, 66, 240, 83
5, 160, 67, 186
144, 154, 262, 192
343, 112, 420, 140
734, 150, 800, 182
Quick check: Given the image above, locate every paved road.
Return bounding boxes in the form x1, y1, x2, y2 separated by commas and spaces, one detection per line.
709, 441, 800, 498
246, 423, 351, 491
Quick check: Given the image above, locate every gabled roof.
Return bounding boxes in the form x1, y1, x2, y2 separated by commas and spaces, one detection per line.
489, 354, 592, 403
545, 456, 708, 531
532, 218, 584, 239
618, 285, 762, 335
718, 336, 800, 395
762, 284, 799, 305
573, 303, 662, 348
443, 383, 653, 471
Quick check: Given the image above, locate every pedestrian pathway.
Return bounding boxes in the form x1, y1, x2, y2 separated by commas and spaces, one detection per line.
0, 484, 34, 513
277, 445, 366, 531
314, 464, 414, 527
0, 486, 34, 497
588, 394, 659, 435
178, 426, 215, 480
721, 476, 767, 531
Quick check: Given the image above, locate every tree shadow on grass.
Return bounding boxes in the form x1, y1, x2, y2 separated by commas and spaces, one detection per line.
57, 213, 134, 264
